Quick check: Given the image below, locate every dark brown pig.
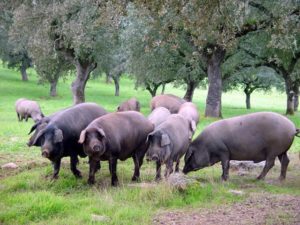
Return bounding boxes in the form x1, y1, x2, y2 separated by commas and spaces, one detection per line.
183, 112, 299, 181
29, 103, 107, 179
150, 94, 186, 114
78, 111, 154, 186
117, 97, 140, 112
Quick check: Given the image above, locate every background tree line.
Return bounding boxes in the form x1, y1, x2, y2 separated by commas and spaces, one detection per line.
0, 0, 299, 116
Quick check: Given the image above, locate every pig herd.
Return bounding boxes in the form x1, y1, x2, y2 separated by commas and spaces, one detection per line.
16, 94, 300, 186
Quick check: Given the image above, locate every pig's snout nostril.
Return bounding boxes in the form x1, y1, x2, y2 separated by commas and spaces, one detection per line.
42, 150, 49, 158
93, 145, 100, 152
151, 155, 159, 161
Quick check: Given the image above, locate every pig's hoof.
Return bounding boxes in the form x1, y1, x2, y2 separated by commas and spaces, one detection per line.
131, 176, 140, 182
50, 175, 58, 180
155, 177, 162, 182
74, 172, 82, 179
88, 178, 95, 185
279, 176, 286, 181
111, 180, 119, 187
256, 175, 264, 180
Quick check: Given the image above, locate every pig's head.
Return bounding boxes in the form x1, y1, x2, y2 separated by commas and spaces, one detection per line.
30, 124, 64, 161
146, 130, 171, 163
183, 143, 210, 174
78, 127, 107, 159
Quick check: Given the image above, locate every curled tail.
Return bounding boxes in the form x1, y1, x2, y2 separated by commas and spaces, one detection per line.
295, 128, 300, 137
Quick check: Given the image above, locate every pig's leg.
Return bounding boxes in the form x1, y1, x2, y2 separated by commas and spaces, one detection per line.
95, 161, 101, 172
164, 160, 173, 178
278, 152, 289, 180
70, 155, 82, 178
52, 159, 61, 179
109, 156, 119, 186
131, 154, 140, 181
221, 157, 230, 181
17, 113, 21, 121
175, 159, 180, 172
155, 161, 162, 181
257, 156, 276, 180
88, 157, 98, 185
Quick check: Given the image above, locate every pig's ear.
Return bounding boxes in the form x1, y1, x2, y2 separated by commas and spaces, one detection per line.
78, 130, 87, 144
190, 120, 196, 132
96, 128, 106, 138
28, 121, 41, 135
161, 133, 170, 147
185, 149, 193, 161
188, 120, 196, 140
54, 129, 63, 143
146, 131, 154, 143
31, 128, 46, 146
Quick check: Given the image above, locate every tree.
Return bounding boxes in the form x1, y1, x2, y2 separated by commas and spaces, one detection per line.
237, 29, 300, 114
224, 66, 283, 109
26, 19, 74, 97
0, 1, 32, 81
10, 0, 124, 104
135, 0, 298, 117
124, 4, 206, 99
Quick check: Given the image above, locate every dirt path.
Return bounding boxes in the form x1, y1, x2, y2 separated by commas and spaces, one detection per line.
154, 193, 300, 225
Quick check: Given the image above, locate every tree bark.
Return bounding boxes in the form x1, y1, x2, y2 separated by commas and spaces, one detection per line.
20, 64, 28, 81
161, 83, 166, 94
50, 80, 58, 97
112, 76, 120, 96
71, 60, 96, 104
205, 46, 225, 118
184, 80, 198, 102
293, 84, 299, 112
285, 78, 294, 115
245, 92, 251, 109
146, 83, 160, 97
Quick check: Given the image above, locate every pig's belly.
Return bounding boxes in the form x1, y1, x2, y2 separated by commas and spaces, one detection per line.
229, 146, 267, 162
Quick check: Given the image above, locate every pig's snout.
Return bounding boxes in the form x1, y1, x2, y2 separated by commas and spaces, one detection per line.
42, 149, 50, 158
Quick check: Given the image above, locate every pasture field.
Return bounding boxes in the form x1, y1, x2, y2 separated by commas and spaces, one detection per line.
0, 66, 300, 225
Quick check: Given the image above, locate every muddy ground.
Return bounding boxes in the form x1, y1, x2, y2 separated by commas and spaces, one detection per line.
154, 153, 300, 225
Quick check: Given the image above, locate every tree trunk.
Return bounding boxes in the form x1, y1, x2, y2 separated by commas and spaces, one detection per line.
184, 80, 198, 102
285, 78, 294, 115
293, 84, 299, 112
20, 64, 28, 81
205, 47, 225, 118
50, 80, 58, 97
106, 73, 112, 84
71, 61, 96, 104
245, 92, 251, 109
112, 76, 120, 96
146, 83, 160, 97
161, 83, 166, 94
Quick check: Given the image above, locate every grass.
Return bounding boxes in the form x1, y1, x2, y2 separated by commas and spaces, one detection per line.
0, 66, 300, 225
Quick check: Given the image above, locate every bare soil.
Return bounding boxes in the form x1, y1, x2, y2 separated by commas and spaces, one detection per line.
153, 193, 300, 225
